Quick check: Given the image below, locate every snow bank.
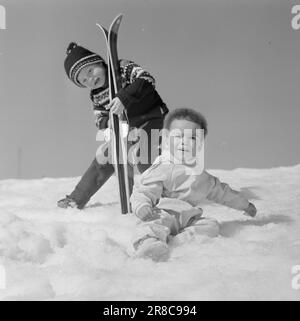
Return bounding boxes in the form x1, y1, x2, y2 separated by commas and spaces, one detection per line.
0, 165, 300, 300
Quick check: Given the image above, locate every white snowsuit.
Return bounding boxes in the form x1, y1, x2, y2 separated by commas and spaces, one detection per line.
130, 152, 250, 248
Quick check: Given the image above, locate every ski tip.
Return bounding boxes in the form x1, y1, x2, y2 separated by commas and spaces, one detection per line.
96, 23, 108, 36
114, 13, 123, 24
96, 23, 103, 29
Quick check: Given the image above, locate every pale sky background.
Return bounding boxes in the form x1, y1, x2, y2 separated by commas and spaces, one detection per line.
0, 0, 299, 179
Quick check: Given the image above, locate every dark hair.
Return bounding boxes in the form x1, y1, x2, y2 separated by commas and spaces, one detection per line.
164, 108, 208, 137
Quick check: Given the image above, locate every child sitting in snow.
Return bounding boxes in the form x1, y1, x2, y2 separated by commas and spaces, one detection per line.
130, 108, 257, 261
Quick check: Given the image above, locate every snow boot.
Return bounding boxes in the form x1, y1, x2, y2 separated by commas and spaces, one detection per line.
135, 237, 169, 262
57, 195, 79, 209
57, 161, 115, 210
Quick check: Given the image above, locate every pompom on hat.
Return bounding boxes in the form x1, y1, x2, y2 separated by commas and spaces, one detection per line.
64, 42, 105, 87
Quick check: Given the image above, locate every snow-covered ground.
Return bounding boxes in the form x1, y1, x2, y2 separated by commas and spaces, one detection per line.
0, 165, 299, 300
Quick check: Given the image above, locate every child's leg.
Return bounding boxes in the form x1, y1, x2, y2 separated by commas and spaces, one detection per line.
133, 210, 179, 246
185, 217, 220, 238
69, 159, 115, 209
63, 135, 134, 209
133, 210, 179, 261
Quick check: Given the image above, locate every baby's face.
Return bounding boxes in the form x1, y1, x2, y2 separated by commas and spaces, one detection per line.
77, 63, 106, 89
167, 119, 204, 165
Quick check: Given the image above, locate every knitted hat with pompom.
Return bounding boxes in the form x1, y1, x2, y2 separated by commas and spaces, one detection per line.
64, 42, 105, 87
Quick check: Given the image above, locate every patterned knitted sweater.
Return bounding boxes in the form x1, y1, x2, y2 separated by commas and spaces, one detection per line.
90, 59, 168, 129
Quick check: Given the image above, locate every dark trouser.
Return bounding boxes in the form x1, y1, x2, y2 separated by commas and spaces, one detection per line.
70, 117, 164, 209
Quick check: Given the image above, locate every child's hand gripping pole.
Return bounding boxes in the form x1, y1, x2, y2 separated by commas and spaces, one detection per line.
106, 97, 129, 138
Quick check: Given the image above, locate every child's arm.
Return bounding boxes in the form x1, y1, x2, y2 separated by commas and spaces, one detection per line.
91, 88, 110, 129
205, 174, 257, 217
115, 60, 163, 116
130, 162, 172, 221
93, 107, 109, 129
119, 59, 156, 88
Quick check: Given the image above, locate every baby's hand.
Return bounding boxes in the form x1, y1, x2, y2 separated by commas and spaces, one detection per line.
135, 205, 159, 222
244, 202, 257, 217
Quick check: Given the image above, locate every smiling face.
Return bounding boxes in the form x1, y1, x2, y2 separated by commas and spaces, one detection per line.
77, 63, 106, 89
167, 119, 204, 165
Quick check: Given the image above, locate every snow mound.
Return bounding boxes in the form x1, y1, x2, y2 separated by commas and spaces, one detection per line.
0, 165, 300, 300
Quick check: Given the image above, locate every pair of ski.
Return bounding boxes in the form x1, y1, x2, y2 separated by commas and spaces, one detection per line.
96, 15, 132, 214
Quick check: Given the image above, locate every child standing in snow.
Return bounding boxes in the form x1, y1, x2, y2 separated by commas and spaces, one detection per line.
58, 42, 168, 209
130, 108, 257, 261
